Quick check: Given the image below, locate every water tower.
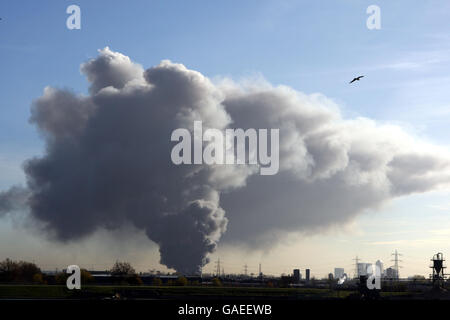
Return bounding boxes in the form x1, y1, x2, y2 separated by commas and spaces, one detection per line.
430, 252, 446, 287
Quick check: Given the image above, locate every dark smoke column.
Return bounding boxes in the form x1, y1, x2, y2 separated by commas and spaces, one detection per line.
23, 48, 234, 274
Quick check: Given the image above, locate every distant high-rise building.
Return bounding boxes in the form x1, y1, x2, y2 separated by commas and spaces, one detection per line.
375, 260, 384, 276
305, 269, 310, 282
328, 273, 333, 280
334, 268, 344, 279
357, 263, 373, 277
293, 269, 301, 283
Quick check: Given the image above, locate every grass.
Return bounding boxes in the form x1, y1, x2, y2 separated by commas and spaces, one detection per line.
0, 284, 415, 300
0, 284, 357, 299
0, 285, 72, 299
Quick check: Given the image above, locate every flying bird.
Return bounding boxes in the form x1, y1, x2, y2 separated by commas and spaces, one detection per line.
349, 75, 364, 84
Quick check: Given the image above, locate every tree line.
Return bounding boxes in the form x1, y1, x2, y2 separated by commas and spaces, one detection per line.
0, 258, 215, 286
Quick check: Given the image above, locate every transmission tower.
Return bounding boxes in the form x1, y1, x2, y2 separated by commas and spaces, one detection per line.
244, 264, 248, 276
391, 250, 402, 279
215, 258, 221, 277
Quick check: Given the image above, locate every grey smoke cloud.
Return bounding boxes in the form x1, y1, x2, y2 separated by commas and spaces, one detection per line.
2, 47, 450, 273
0, 186, 29, 217
220, 87, 450, 245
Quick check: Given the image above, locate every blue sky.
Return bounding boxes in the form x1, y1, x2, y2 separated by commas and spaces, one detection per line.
2, 0, 450, 149
1, 0, 450, 276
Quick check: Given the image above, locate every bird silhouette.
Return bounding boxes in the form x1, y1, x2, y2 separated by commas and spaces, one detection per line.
349, 75, 364, 84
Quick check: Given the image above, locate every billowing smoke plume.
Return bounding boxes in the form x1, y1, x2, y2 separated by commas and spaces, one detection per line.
2, 47, 450, 273
219, 87, 450, 246
23, 48, 238, 274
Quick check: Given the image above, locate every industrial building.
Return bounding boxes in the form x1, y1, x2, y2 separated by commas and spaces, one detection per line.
385, 267, 398, 279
